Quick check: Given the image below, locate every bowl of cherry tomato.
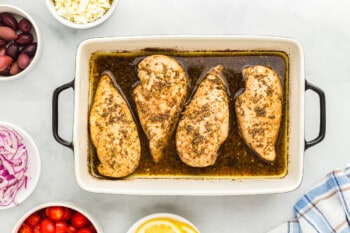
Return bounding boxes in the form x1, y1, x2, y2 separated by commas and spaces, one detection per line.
12, 202, 102, 233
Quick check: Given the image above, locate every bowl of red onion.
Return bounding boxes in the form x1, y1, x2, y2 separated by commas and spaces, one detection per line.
0, 4, 42, 81
0, 121, 40, 209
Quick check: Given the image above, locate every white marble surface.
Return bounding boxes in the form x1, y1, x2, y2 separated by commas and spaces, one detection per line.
0, 0, 349, 232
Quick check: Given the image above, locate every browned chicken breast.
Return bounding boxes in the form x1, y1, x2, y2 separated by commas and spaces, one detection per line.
89, 71, 141, 178
235, 65, 283, 162
133, 55, 189, 162
176, 65, 230, 167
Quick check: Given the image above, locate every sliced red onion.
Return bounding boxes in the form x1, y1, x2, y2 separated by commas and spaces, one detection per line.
0, 126, 28, 207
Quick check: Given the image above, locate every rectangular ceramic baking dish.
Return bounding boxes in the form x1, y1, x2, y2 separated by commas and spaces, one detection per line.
52, 36, 325, 195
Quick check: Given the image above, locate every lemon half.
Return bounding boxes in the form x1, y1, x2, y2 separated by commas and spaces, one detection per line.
175, 221, 198, 233
135, 217, 198, 233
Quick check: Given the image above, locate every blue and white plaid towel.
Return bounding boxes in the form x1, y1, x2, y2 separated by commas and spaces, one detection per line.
269, 165, 350, 233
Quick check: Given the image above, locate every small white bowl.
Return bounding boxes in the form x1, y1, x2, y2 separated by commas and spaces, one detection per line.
45, 0, 118, 29
127, 213, 200, 233
0, 4, 42, 81
12, 201, 103, 233
0, 121, 40, 209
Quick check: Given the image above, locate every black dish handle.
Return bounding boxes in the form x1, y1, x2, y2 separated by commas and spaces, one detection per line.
304, 80, 326, 150
52, 80, 75, 150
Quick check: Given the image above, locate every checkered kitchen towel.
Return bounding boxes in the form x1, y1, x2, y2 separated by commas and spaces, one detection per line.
269, 165, 350, 233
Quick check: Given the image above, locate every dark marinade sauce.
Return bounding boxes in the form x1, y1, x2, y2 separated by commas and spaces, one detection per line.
89, 50, 289, 179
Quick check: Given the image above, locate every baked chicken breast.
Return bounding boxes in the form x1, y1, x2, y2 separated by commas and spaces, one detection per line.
89, 71, 141, 178
176, 65, 230, 167
133, 55, 189, 163
235, 65, 283, 162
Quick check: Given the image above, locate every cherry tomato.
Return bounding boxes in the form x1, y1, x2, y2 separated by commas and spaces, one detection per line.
25, 213, 41, 228
77, 228, 92, 233
45, 206, 65, 221
41, 219, 55, 233
56, 221, 67, 233
71, 212, 88, 228
18, 223, 33, 233
37, 209, 47, 220
88, 224, 97, 233
62, 207, 72, 221
33, 225, 41, 233
67, 225, 78, 233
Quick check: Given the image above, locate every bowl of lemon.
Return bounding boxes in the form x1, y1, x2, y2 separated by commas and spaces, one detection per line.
126, 213, 200, 233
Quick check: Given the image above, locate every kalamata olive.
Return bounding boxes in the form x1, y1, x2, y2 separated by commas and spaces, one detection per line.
18, 18, 32, 33
15, 33, 33, 46
0, 47, 5, 56
0, 13, 18, 30
9, 61, 20, 75
21, 43, 37, 58
0, 39, 6, 47
6, 43, 19, 60
0, 26, 18, 41
17, 53, 30, 69
0, 55, 13, 71
0, 66, 10, 76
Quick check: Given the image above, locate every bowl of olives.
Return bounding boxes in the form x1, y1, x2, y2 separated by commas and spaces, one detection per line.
0, 4, 42, 81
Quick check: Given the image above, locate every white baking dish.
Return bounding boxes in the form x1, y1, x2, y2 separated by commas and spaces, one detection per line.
52, 36, 325, 195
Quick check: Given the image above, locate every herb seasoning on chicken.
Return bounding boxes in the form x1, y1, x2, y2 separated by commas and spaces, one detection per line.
176, 65, 230, 167
133, 55, 189, 163
235, 65, 283, 162
90, 51, 288, 178
89, 71, 141, 178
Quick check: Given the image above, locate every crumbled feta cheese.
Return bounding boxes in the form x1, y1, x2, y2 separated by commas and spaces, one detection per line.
53, 0, 111, 24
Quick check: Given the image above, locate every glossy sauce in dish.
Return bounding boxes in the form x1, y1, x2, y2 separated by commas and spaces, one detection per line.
88, 50, 289, 179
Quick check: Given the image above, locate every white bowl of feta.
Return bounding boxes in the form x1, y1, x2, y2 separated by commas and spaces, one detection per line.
45, 0, 117, 29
